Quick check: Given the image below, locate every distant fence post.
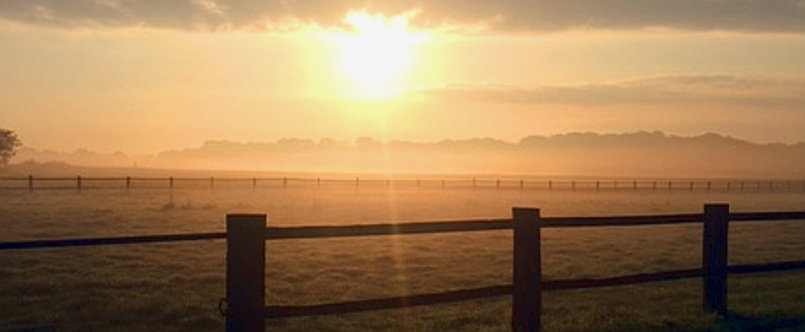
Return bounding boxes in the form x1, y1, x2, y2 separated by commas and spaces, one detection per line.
77, 176, 82, 193
126, 176, 131, 192
226, 214, 266, 332
548, 180, 553, 191
28, 175, 33, 193
252, 177, 257, 191
210, 176, 215, 189
520, 180, 524, 190
512, 207, 541, 332
496, 179, 501, 189
707, 181, 712, 192
652, 181, 657, 191
703, 203, 729, 315
595, 181, 600, 191
283, 177, 287, 189
169, 176, 174, 190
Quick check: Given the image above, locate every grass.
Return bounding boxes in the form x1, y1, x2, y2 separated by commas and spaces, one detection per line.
0, 185, 804, 330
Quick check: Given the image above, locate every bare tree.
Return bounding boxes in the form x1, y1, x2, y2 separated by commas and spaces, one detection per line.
0, 128, 21, 167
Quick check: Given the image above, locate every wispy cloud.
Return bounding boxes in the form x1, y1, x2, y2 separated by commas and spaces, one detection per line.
419, 75, 805, 109
1, 1, 805, 33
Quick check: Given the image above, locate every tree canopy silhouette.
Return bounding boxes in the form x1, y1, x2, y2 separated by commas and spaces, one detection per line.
0, 128, 21, 167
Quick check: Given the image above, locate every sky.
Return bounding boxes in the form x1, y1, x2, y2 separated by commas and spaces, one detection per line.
2, 1, 805, 154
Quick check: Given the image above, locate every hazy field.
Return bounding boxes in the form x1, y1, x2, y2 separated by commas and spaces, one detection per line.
1, 182, 805, 331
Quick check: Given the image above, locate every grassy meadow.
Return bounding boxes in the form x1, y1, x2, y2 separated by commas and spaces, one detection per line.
1, 180, 805, 331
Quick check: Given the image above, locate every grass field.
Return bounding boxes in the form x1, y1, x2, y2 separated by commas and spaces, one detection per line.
1, 184, 804, 331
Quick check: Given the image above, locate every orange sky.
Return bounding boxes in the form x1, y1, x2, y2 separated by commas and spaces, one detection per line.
2, 2, 805, 154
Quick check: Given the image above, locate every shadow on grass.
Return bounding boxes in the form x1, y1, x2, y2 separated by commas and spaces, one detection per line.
721, 311, 805, 331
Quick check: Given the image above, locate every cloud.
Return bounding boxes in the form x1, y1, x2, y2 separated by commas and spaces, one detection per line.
1, 0, 805, 33
419, 75, 805, 109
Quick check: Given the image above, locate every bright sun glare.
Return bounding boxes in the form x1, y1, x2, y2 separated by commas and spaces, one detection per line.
332, 11, 425, 99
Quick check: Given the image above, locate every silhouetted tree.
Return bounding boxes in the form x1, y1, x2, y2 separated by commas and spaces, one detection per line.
0, 128, 21, 167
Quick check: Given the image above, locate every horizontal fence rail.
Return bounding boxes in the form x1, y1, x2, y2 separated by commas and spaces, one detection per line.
264, 259, 805, 318
3, 212, 804, 249
0, 232, 226, 250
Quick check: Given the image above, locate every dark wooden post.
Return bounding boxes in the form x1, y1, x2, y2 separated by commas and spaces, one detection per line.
668, 181, 672, 191
652, 181, 657, 191
27, 175, 33, 193
613, 180, 618, 190
496, 179, 501, 189
282, 177, 287, 189
633, 180, 637, 191
126, 176, 131, 192
548, 180, 553, 191
76, 176, 82, 193
210, 176, 215, 189
512, 207, 541, 332
707, 181, 712, 192
169, 176, 174, 190
520, 180, 524, 190
595, 181, 600, 191
689, 182, 694, 191
252, 177, 257, 191
703, 204, 729, 315
317, 177, 320, 188
226, 214, 266, 332
571, 181, 575, 191
355, 177, 359, 188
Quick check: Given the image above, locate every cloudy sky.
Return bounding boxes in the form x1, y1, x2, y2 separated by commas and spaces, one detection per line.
2, 0, 805, 153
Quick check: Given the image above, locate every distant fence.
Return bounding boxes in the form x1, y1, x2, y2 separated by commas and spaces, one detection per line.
2, 175, 805, 193
1, 205, 805, 331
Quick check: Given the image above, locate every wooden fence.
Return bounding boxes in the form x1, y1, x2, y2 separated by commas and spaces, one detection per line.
1, 205, 805, 331
2, 175, 805, 193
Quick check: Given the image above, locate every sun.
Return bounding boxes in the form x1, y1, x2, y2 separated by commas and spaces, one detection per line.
331, 11, 425, 99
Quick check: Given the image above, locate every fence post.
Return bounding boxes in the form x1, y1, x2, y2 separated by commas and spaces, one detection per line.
252, 177, 257, 191
283, 177, 287, 189
652, 181, 657, 191
633, 180, 637, 191
28, 175, 33, 193
126, 176, 131, 192
512, 207, 541, 332
548, 180, 553, 191
520, 180, 524, 190
210, 176, 215, 190
77, 176, 82, 193
497, 179, 501, 189
169, 176, 174, 190
226, 214, 266, 332
703, 204, 729, 315
595, 181, 600, 191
